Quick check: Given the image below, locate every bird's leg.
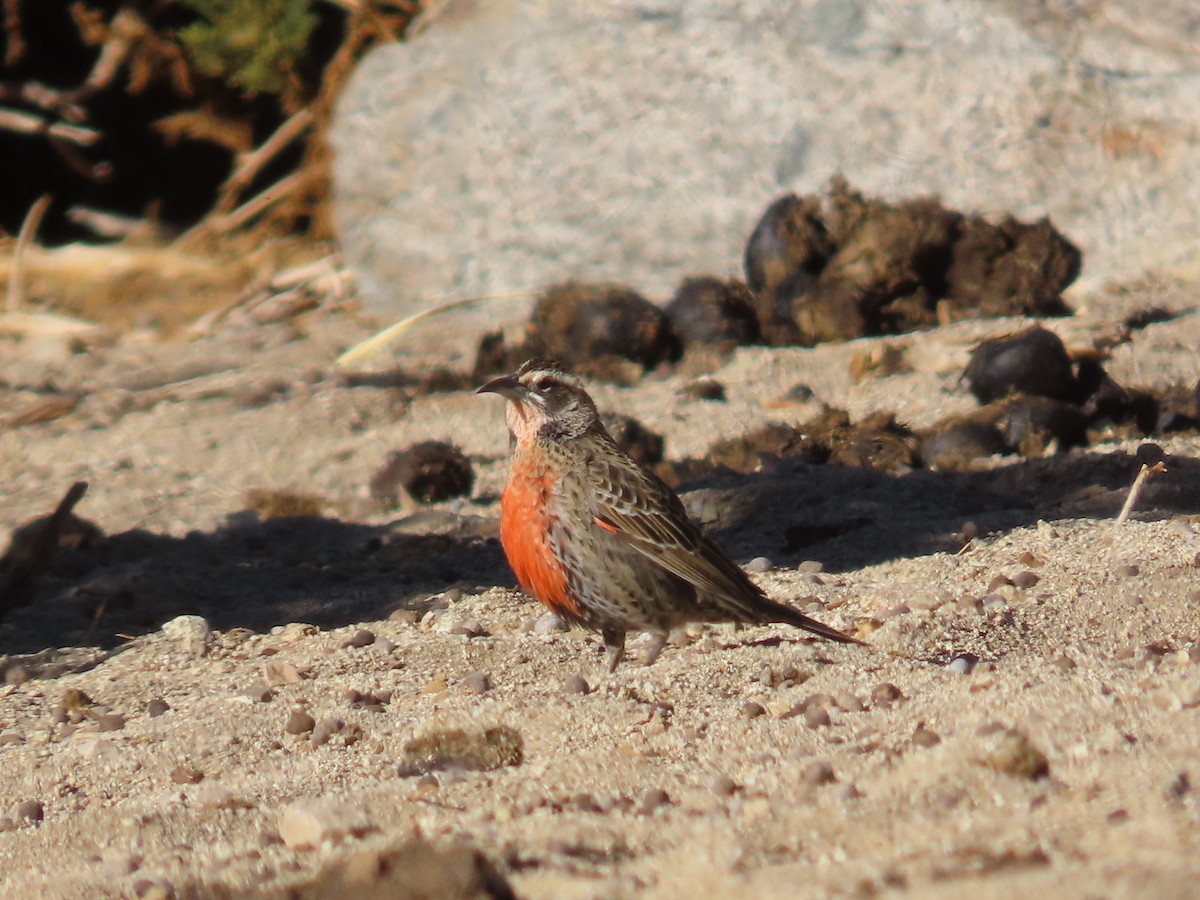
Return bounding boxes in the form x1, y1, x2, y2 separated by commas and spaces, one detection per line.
602, 628, 626, 673
642, 631, 668, 668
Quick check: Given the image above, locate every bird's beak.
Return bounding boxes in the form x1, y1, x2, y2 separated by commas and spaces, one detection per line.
476, 374, 526, 401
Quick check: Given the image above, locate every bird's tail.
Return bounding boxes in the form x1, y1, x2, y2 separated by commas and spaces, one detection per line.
768, 598, 866, 645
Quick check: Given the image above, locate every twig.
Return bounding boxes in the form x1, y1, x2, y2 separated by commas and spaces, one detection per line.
336, 291, 540, 368
2, 0, 23, 66
1115, 461, 1166, 525
217, 108, 314, 212
208, 171, 306, 234
66, 205, 156, 241
0, 107, 100, 145
76, 6, 147, 98
6, 194, 51, 315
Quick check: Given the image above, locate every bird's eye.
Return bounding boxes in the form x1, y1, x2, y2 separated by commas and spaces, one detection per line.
533, 378, 554, 394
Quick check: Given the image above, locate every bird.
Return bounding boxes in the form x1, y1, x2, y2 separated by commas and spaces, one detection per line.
477, 358, 863, 671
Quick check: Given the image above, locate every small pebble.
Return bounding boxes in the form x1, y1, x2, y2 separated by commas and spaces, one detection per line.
1050, 654, 1076, 672
797, 560, 824, 574
680, 378, 727, 401
532, 612, 569, 634
1017, 551, 1042, 567
987, 574, 1014, 592
278, 798, 369, 849
94, 713, 126, 732
450, 619, 489, 638
146, 699, 170, 718
562, 675, 590, 696
161, 615, 212, 658
263, 660, 303, 686
739, 701, 766, 720
285, 710, 316, 735
946, 654, 978, 676
1012, 570, 1041, 588
311, 718, 346, 748
803, 705, 832, 729
170, 766, 204, 785
1166, 771, 1190, 799
16, 800, 43, 824
569, 792, 602, 812
984, 729, 1050, 780
133, 877, 175, 899
102, 853, 143, 878
912, 725, 942, 748
802, 761, 836, 786
389, 609, 421, 625
463, 671, 491, 695
0, 731, 24, 747
835, 783, 862, 802
242, 682, 274, 703
833, 692, 865, 712
1117, 564, 1140, 578
375, 636, 396, 654
981, 594, 1008, 612
344, 629, 376, 648
639, 788, 671, 814
745, 556, 774, 573
710, 775, 739, 797
871, 683, 904, 707
4, 665, 29, 685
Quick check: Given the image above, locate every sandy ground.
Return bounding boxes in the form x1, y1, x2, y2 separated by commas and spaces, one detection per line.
1, 270, 1199, 898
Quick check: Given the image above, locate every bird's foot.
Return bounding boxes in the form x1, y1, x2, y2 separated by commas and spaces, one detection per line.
642, 632, 668, 668
602, 628, 627, 673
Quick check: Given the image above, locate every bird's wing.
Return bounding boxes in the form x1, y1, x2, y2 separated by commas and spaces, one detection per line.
584, 453, 769, 620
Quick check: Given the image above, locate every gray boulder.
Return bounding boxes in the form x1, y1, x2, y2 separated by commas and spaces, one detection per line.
331, 0, 1200, 321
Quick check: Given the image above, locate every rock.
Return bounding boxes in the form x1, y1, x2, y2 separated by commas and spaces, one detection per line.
344, 629, 376, 649
462, 671, 491, 695
638, 788, 672, 814
16, 800, 43, 824
278, 798, 371, 850
161, 615, 212, 658
146, 699, 170, 718
532, 612, 569, 635
946, 654, 978, 676
802, 761, 837, 786
738, 701, 767, 720
131, 877, 175, 900
562, 675, 590, 696
170, 766, 204, 785
871, 683, 904, 707
263, 660, 303, 686
333, 0, 1200, 325
286, 710, 317, 736
710, 775, 739, 797
983, 728, 1050, 780
912, 725, 942, 748
311, 718, 363, 749
397, 725, 523, 776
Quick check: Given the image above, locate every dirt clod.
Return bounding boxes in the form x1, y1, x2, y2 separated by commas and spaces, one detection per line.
370, 442, 474, 507
397, 725, 523, 776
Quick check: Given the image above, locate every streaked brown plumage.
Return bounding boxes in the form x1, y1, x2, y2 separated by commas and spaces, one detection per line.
478, 359, 862, 671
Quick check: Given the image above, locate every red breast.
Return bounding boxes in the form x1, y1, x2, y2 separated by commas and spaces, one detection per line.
500, 457, 580, 618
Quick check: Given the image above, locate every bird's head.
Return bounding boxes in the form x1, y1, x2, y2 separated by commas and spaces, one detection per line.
476, 359, 600, 443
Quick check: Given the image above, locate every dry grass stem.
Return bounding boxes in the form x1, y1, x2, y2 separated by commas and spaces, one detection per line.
5, 194, 51, 315
1115, 461, 1167, 525
335, 291, 539, 368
